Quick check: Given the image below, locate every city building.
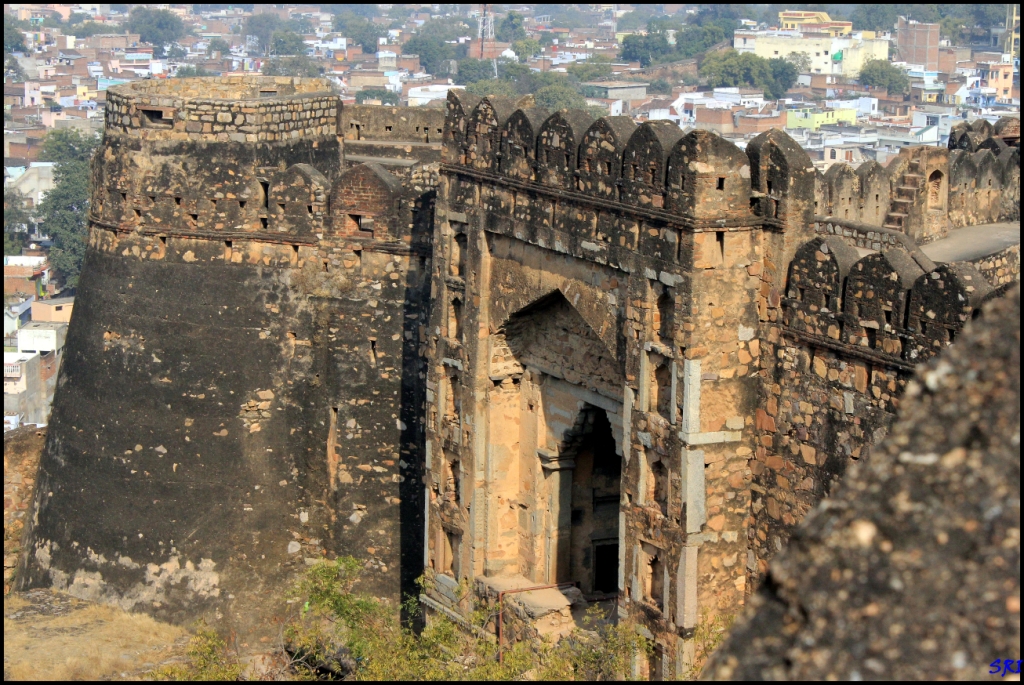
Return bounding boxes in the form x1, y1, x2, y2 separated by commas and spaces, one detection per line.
895, 16, 940, 71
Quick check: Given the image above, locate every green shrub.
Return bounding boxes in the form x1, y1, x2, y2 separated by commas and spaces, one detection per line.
283, 557, 653, 680
152, 623, 241, 681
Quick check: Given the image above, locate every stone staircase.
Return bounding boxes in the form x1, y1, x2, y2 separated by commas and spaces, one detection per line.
882, 158, 925, 232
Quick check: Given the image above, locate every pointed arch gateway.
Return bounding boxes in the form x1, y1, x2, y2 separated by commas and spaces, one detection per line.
489, 291, 625, 596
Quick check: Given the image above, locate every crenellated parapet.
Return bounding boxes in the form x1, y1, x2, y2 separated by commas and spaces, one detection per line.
782, 231, 995, 367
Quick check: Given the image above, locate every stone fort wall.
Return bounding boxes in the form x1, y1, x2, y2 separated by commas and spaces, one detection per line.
17, 76, 1019, 671
18, 78, 438, 641
420, 90, 1019, 677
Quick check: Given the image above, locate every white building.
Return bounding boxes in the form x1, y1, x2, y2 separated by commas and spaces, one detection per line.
17, 321, 67, 356
407, 84, 464, 107
824, 97, 878, 117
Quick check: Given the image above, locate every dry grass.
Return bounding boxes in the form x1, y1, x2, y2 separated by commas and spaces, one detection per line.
4, 592, 188, 681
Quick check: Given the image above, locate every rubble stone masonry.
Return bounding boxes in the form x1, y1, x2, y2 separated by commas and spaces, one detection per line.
420, 90, 1019, 678
14, 77, 1020, 674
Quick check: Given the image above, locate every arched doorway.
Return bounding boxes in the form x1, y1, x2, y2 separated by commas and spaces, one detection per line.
562, 408, 621, 597
928, 170, 943, 208
498, 291, 625, 594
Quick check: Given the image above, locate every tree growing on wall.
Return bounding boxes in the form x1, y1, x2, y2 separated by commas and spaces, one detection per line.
37, 129, 99, 287
859, 59, 910, 95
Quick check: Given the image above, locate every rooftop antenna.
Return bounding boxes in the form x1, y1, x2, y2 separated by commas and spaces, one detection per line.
479, 4, 498, 77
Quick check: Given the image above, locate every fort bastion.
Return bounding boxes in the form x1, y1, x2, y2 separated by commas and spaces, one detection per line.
17, 78, 1019, 671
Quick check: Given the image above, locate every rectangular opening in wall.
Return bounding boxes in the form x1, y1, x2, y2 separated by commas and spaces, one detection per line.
174, 196, 182, 206
259, 181, 269, 208
239, 200, 247, 209
716, 231, 725, 262
260, 217, 268, 229
224, 240, 232, 261
133, 208, 142, 219
159, 235, 167, 246
307, 205, 313, 215
357, 216, 374, 238
593, 543, 618, 594
277, 202, 286, 215
717, 177, 725, 190
327, 406, 339, 489
140, 108, 172, 129
259, 89, 278, 98
385, 125, 393, 132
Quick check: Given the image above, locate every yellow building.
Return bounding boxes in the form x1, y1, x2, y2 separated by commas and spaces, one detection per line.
779, 10, 852, 37
734, 31, 888, 78
786, 107, 858, 131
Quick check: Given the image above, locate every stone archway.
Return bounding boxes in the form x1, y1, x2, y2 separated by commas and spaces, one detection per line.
494, 292, 625, 590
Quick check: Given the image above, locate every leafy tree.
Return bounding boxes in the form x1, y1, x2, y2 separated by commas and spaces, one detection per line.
68, 12, 92, 25
5, 14, 27, 53
496, 11, 527, 43
334, 12, 387, 52
548, 6, 597, 30
534, 84, 588, 111
649, 78, 672, 94
5, 54, 26, 82
566, 58, 613, 82
403, 34, 455, 75
244, 14, 278, 55
766, 57, 798, 98
175, 65, 210, 78
455, 57, 499, 85
511, 38, 540, 62
616, 8, 658, 32
207, 37, 230, 54
272, 30, 307, 56
262, 55, 322, 78
37, 129, 99, 288
785, 51, 811, 72
699, 50, 796, 99
66, 21, 112, 38
4, 187, 30, 256
355, 88, 400, 105
858, 59, 910, 94
465, 78, 518, 98
165, 45, 187, 59
126, 7, 186, 57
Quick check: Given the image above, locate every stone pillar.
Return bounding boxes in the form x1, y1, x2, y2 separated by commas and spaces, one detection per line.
539, 447, 575, 583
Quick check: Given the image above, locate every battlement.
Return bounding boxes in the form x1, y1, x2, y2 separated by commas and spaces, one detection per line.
105, 76, 338, 143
